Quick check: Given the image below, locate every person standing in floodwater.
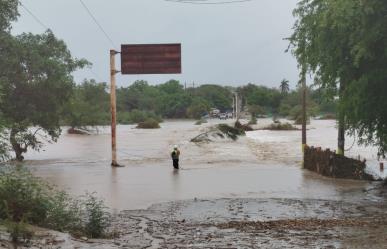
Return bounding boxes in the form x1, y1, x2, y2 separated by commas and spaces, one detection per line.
171, 145, 180, 169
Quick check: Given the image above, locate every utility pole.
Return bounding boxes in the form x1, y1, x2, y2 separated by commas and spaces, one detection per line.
232, 94, 235, 119
337, 82, 345, 155
301, 73, 307, 154
235, 93, 238, 119
110, 49, 120, 167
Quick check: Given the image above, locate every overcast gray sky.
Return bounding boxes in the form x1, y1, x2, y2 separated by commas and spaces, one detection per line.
12, 0, 300, 88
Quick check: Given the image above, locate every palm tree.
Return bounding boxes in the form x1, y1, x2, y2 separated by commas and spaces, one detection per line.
280, 79, 290, 94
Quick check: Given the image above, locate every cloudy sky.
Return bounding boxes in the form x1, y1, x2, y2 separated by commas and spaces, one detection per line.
12, 0, 300, 88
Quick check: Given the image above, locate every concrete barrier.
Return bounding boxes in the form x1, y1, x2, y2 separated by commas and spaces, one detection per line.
304, 145, 374, 180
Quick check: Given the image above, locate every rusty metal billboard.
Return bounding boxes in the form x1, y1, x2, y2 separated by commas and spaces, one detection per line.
120, 44, 181, 74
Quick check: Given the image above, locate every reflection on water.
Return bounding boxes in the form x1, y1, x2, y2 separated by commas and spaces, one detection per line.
20, 119, 384, 210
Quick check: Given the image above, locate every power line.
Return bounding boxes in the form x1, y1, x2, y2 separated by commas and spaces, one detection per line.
20, 2, 49, 30
164, 0, 254, 4
79, 0, 117, 49
20, 1, 104, 83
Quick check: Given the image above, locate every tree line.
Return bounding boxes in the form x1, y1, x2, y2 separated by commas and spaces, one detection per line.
62, 79, 337, 127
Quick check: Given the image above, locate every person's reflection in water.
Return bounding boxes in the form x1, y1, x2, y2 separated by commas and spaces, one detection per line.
172, 167, 181, 196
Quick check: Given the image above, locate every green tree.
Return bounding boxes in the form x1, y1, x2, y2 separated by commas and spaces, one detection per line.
0, 31, 87, 160
247, 104, 264, 124
0, 0, 19, 32
238, 84, 282, 114
279, 79, 290, 94
64, 79, 110, 130
186, 97, 210, 119
290, 0, 387, 156
194, 84, 232, 111
157, 79, 184, 95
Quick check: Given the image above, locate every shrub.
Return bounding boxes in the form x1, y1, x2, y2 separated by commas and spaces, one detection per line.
0, 167, 111, 239
4, 219, 33, 244
248, 116, 257, 125
136, 118, 160, 129
83, 193, 110, 238
44, 191, 83, 233
0, 167, 52, 224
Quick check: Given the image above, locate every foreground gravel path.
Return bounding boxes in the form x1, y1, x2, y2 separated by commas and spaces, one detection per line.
2, 197, 387, 249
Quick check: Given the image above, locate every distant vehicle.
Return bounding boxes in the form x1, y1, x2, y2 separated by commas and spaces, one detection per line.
226, 112, 233, 119
219, 113, 227, 120
210, 108, 220, 117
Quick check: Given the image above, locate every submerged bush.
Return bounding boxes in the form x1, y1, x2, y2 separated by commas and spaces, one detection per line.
136, 118, 161, 129
119, 110, 162, 125
0, 167, 111, 241
217, 124, 245, 141
234, 121, 253, 131
261, 122, 298, 131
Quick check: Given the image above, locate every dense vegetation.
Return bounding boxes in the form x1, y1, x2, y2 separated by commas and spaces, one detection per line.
0, 0, 87, 161
65, 79, 336, 126
289, 0, 387, 157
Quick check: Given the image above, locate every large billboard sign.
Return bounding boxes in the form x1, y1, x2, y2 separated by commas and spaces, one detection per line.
121, 43, 181, 74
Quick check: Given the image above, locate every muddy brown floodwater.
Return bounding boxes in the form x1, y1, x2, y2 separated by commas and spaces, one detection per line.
7, 119, 386, 248
23, 119, 384, 210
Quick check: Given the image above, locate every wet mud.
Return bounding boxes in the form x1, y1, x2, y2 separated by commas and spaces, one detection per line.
113, 198, 387, 249
3, 198, 386, 248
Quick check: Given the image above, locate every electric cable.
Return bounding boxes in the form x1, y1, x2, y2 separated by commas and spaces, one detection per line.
79, 0, 117, 49
20, 2, 49, 30
20, 1, 105, 82
164, 0, 254, 4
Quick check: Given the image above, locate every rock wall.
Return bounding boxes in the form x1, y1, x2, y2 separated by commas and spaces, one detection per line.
304, 146, 374, 180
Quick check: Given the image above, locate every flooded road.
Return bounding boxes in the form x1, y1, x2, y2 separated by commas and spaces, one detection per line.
22, 119, 384, 210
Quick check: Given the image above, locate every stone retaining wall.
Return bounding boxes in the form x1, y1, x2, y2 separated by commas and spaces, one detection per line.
304, 146, 374, 180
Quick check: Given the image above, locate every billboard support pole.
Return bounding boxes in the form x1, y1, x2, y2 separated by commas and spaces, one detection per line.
110, 49, 120, 167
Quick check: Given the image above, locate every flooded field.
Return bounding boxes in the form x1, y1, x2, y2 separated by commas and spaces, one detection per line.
5, 119, 387, 248
21, 119, 385, 211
